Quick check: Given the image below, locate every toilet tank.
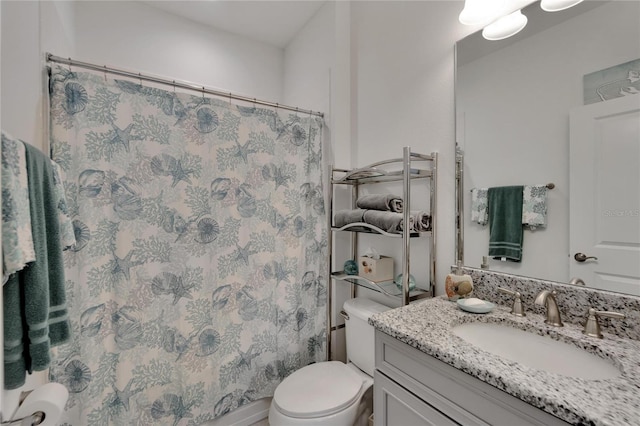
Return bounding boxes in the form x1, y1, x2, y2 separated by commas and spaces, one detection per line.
343, 298, 391, 376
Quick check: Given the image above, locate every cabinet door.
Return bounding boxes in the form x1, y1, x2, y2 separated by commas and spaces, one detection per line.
374, 370, 457, 426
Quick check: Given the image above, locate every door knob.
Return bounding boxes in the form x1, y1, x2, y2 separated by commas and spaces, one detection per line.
574, 253, 598, 262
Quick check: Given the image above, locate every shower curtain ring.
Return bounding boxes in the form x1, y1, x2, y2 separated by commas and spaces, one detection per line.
103, 65, 108, 82
173, 80, 176, 93
202, 87, 205, 99
68, 58, 72, 72
138, 73, 142, 86
229, 92, 232, 106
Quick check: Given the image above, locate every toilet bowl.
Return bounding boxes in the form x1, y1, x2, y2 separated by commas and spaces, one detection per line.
268, 361, 372, 425
268, 298, 390, 426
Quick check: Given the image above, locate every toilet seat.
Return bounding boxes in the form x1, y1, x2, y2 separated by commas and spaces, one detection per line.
272, 361, 364, 419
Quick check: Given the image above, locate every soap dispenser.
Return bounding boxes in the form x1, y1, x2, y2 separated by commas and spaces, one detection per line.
445, 261, 474, 301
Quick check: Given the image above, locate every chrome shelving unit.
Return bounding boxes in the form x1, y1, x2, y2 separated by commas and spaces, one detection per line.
326, 147, 437, 359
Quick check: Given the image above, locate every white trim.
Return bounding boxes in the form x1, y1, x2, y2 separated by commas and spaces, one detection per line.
203, 397, 272, 426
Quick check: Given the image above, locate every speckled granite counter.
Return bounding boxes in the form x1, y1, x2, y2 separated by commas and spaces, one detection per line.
370, 297, 640, 426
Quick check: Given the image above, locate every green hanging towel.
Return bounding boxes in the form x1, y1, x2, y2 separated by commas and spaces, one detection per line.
488, 186, 524, 262
3, 142, 71, 389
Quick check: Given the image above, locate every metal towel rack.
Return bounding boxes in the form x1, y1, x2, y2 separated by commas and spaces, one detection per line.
470, 183, 555, 191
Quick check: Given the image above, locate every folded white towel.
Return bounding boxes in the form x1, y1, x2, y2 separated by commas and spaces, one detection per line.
470, 188, 488, 226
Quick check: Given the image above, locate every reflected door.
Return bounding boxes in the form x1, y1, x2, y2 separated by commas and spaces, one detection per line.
570, 94, 640, 295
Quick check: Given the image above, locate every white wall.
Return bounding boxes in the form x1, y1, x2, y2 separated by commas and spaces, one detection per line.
1, 1, 44, 147
74, 1, 284, 102
351, 1, 472, 298
282, 1, 350, 361
458, 1, 640, 282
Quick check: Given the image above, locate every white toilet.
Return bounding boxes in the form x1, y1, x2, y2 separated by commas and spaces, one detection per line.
269, 298, 391, 425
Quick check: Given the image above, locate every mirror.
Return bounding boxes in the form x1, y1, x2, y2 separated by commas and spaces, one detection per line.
455, 0, 640, 295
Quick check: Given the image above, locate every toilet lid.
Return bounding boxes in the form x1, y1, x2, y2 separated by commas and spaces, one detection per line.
273, 361, 364, 419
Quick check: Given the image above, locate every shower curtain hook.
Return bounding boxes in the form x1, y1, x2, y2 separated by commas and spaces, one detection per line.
138, 72, 142, 87
173, 80, 176, 93
228, 92, 232, 106
202, 87, 205, 99
253, 98, 257, 109
103, 65, 108, 82
68, 58, 72, 72
295, 107, 299, 117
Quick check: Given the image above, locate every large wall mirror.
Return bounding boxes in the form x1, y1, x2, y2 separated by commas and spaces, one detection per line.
455, 0, 640, 295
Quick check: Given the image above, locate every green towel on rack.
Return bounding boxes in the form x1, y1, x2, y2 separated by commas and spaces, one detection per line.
3, 143, 71, 389
488, 186, 524, 262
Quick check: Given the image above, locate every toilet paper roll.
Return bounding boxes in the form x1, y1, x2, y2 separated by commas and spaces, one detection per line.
11, 383, 68, 426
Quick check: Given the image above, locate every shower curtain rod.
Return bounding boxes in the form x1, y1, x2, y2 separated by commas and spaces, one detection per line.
46, 53, 324, 117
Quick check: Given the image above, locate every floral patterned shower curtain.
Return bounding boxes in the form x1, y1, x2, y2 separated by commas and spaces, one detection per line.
48, 64, 327, 425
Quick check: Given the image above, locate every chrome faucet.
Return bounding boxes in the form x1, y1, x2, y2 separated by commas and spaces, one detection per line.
569, 277, 586, 286
583, 308, 625, 338
498, 287, 525, 317
534, 289, 563, 327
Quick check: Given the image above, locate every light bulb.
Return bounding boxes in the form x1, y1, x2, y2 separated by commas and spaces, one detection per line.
541, 0, 585, 12
459, 0, 507, 26
482, 10, 528, 41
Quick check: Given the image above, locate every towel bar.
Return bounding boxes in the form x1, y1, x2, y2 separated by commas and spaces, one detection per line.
470, 183, 555, 192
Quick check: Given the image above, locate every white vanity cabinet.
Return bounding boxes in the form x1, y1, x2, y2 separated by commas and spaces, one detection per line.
373, 330, 570, 426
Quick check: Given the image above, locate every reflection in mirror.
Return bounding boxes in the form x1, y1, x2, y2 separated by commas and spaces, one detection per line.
455, 1, 640, 295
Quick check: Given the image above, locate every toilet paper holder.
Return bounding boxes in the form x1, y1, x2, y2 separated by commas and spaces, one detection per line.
1, 411, 45, 426
1, 390, 46, 426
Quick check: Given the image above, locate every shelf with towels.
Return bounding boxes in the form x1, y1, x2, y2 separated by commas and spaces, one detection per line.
326, 147, 438, 360
331, 272, 433, 301
331, 222, 430, 238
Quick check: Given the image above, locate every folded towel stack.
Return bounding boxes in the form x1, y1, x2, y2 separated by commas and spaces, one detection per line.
334, 209, 431, 234
333, 193, 431, 234
334, 209, 367, 228
362, 210, 408, 233
356, 194, 403, 213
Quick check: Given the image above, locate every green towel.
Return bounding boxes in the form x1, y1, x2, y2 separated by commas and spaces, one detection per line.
3, 143, 71, 389
488, 186, 524, 262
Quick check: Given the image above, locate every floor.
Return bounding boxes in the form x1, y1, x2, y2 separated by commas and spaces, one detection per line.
249, 419, 269, 426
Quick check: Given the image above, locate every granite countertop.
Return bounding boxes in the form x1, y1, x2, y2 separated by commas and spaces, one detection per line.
369, 297, 640, 426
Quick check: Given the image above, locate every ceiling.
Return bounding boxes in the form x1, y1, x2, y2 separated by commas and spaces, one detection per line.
142, 0, 326, 48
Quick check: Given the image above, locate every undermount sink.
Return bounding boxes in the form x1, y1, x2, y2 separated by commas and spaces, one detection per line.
452, 322, 621, 380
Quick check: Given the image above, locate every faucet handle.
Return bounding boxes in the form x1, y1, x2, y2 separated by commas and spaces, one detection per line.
498, 287, 525, 317
583, 307, 626, 338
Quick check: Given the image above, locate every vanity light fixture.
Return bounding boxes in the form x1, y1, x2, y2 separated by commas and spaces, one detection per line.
459, 0, 584, 41
482, 10, 528, 40
540, 0, 584, 12
458, 0, 507, 26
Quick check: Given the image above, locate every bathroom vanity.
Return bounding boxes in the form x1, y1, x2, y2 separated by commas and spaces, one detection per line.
374, 330, 569, 425
370, 297, 640, 426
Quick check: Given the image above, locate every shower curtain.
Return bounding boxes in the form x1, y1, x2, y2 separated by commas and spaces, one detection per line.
47, 64, 327, 425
